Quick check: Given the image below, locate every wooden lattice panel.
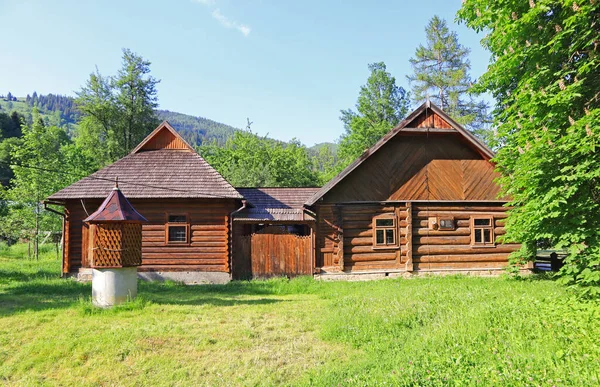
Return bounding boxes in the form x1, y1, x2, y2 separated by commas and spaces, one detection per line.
91, 223, 142, 268
121, 224, 142, 266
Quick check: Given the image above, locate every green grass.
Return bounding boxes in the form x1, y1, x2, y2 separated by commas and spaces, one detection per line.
0, 245, 599, 386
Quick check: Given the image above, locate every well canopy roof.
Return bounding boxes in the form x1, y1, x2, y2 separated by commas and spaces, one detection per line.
48, 121, 243, 201
84, 185, 148, 223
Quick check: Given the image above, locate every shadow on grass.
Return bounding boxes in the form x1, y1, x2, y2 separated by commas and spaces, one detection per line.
0, 275, 303, 317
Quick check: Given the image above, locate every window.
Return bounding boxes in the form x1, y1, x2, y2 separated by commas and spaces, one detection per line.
166, 214, 189, 244
471, 216, 494, 246
373, 215, 397, 248
438, 217, 455, 231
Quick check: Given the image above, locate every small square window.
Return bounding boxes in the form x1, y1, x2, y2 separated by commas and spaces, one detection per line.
438, 217, 455, 230
168, 226, 187, 242
373, 214, 397, 248
166, 213, 189, 244
471, 216, 494, 246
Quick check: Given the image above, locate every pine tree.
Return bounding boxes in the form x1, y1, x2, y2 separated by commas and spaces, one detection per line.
114, 48, 160, 154
408, 16, 491, 139
337, 62, 410, 169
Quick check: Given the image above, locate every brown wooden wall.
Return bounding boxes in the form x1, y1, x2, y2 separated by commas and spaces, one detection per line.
321, 134, 504, 203
138, 128, 191, 151
64, 199, 238, 273
410, 204, 518, 271
314, 202, 519, 273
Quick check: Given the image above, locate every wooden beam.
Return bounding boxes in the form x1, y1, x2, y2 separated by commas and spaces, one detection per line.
406, 202, 414, 272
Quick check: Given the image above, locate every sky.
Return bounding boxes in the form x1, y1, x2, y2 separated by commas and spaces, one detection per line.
0, 0, 490, 146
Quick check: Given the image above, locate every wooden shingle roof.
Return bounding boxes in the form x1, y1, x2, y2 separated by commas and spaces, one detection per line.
234, 188, 319, 222
83, 186, 148, 223
48, 122, 242, 201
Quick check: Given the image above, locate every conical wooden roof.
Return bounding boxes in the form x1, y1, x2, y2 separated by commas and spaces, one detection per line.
84, 184, 147, 223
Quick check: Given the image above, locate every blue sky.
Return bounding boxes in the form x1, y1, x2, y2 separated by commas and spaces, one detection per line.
0, 0, 489, 146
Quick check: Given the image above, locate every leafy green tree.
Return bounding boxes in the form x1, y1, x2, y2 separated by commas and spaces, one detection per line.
458, 0, 600, 295
338, 62, 410, 169
75, 69, 119, 167
2, 116, 72, 258
75, 49, 159, 168
200, 120, 318, 187
408, 16, 491, 139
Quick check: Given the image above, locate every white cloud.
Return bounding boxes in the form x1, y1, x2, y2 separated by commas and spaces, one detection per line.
211, 8, 251, 37
192, 0, 251, 37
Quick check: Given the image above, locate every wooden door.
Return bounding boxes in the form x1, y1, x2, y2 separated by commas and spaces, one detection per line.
233, 225, 313, 279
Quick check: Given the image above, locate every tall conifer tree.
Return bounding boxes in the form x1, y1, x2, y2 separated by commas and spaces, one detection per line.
408, 16, 491, 139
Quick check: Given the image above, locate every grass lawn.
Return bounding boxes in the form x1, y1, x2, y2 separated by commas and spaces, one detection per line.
0, 245, 599, 386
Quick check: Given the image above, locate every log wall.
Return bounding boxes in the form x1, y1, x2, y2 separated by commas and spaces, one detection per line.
410, 203, 518, 271
314, 202, 519, 273
64, 199, 238, 273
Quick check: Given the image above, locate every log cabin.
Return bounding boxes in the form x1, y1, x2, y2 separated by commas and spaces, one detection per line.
47, 102, 526, 282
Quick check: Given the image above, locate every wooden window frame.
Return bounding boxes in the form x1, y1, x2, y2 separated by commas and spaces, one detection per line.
470, 216, 495, 247
438, 216, 455, 231
165, 213, 190, 245
372, 214, 398, 249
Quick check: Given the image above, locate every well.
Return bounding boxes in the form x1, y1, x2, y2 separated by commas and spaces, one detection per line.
84, 181, 147, 307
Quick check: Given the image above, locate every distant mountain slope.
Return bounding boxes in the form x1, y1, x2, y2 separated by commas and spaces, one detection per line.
156, 110, 242, 147
1, 94, 338, 153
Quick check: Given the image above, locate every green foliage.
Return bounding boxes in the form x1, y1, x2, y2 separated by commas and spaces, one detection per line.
200, 123, 319, 187
408, 16, 492, 140
0, 114, 90, 247
1, 254, 600, 385
458, 0, 600, 295
309, 142, 339, 184
337, 62, 410, 170
75, 48, 159, 168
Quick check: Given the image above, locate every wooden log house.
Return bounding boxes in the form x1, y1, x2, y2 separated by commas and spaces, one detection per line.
47, 102, 526, 282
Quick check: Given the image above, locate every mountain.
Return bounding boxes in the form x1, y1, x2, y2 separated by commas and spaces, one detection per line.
156, 110, 241, 147
1, 93, 339, 153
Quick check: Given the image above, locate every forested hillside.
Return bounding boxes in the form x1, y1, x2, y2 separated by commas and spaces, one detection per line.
1, 93, 337, 150
156, 110, 240, 146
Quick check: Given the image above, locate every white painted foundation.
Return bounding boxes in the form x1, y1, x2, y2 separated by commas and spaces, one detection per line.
92, 267, 138, 307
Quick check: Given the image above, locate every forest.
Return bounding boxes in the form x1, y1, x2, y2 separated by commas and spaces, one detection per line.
1, 5, 598, 293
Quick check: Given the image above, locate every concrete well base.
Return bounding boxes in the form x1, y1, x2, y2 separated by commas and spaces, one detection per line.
92, 267, 138, 307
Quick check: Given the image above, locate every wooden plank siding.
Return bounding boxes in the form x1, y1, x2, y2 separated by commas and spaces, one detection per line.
64, 198, 238, 273
320, 134, 504, 204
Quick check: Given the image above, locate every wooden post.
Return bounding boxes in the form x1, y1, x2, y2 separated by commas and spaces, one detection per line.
336, 205, 344, 272
405, 201, 414, 272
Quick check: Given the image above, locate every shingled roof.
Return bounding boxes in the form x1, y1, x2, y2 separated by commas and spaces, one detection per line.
48, 122, 242, 201
84, 185, 148, 223
234, 188, 319, 222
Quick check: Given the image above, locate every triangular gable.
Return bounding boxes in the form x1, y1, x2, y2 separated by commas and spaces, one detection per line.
131, 121, 195, 153
305, 101, 495, 206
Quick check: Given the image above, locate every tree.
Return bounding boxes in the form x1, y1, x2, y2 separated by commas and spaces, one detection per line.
408, 16, 491, 139
458, 0, 600, 295
200, 120, 318, 187
6, 92, 12, 101
114, 48, 160, 153
338, 62, 410, 169
75, 48, 159, 168
3, 115, 72, 258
